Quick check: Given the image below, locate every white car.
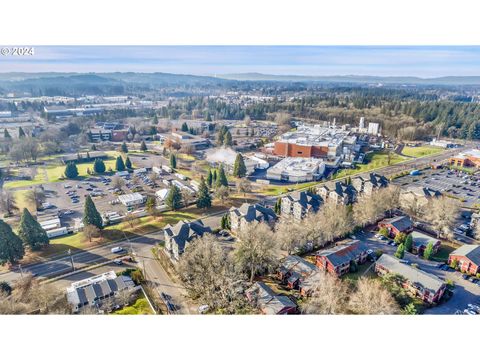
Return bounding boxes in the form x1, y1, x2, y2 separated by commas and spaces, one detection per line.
111, 246, 125, 254
198, 305, 210, 314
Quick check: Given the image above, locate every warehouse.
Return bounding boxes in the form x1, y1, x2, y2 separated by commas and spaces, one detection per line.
266, 157, 325, 182
118, 193, 146, 207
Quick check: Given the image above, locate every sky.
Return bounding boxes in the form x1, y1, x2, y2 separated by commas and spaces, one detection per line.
1, 46, 480, 78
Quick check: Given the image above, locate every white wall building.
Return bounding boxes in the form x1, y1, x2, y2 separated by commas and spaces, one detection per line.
118, 193, 146, 207
266, 157, 325, 182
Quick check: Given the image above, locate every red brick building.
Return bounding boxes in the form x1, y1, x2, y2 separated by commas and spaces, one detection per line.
315, 240, 369, 276
378, 216, 413, 237
448, 245, 480, 275
273, 141, 328, 158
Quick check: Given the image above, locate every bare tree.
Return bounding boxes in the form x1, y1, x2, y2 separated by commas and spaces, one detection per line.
178, 234, 249, 314
25, 186, 46, 209
234, 222, 278, 283
235, 178, 252, 197
348, 278, 400, 314
181, 188, 194, 207
125, 213, 140, 229
83, 224, 101, 243
180, 144, 195, 155
400, 193, 426, 219
353, 194, 383, 227
300, 272, 350, 314
274, 218, 307, 254
111, 175, 125, 190
0, 190, 18, 216
425, 196, 459, 238
215, 185, 230, 205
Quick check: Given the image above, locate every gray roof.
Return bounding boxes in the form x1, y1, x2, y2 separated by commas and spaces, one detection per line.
246, 282, 296, 315
230, 203, 277, 223
164, 219, 212, 252
316, 240, 369, 267
411, 231, 440, 249
280, 255, 318, 277
284, 191, 322, 211
380, 216, 413, 233
451, 245, 480, 265
376, 254, 445, 294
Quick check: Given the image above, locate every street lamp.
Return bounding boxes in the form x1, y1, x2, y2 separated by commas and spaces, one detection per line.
67, 249, 75, 272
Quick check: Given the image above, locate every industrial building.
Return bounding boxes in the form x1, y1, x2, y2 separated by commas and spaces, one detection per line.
206, 147, 269, 175
118, 193, 146, 207
166, 130, 210, 150
266, 157, 325, 182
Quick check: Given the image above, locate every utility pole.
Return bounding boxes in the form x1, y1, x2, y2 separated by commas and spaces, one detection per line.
18, 264, 24, 279
67, 249, 75, 272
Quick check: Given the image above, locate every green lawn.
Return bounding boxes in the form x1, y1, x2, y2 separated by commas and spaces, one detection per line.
13, 189, 37, 213
343, 262, 376, 282
113, 294, 154, 315
401, 145, 444, 158
431, 244, 457, 263
257, 181, 318, 196
333, 151, 408, 179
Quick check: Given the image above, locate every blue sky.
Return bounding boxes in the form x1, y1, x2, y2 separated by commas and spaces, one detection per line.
1, 46, 480, 77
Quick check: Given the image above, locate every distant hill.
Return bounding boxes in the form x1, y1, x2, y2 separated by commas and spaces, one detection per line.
218, 72, 480, 85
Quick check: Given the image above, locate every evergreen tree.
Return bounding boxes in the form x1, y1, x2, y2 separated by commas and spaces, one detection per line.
169, 153, 177, 169
216, 165, 228, 187
91, 144, 97, 151
423, 242, 434, 260
140, 140, 147, 151
205, 112, 212, 122
18, 208, 49, 250
394, 244, 405, 259
93, 158, 106, 174
0, 219, 25, 265
64, 162, 79, 179
115, 156, 126, 171
165, 185, 182, 210
4, 129, 11, 139
18, 127, 26, 138
223, 130, 233, 146
206, 169, 213, 187
221, 213, 230, 229
125, 156, 133, 169
152, 114, 159, 125
196, 178, 212, 209
181, 122, 189, 132
212, 169, 217, 184
404, 234, 413, 252
121, 142, 129, 153
83, 195, 103, 229
233, 153, 247, 178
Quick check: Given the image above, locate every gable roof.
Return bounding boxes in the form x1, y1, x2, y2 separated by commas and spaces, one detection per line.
230, 203, 277, 223
316, 240, 369, 267
451, 245, 480, 265
379, 216, 413, 232
376, 254, 445, 295
164, 219, 211, 251
280, 255, 318, 276
246, 282, 297, 315
411, 231, 440, 249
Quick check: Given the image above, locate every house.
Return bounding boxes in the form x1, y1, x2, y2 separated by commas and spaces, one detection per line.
318, 181, 356, 205
411, 231, 441, 256
400, 186, 442, 208
229, 203, 277, 233
351, 172, 388, 196
66, 271, 137, 313
163, 220, 212, 261
375, 254, 446, 304
280, 191, 322, 220
315, 240, 370, 276
245, 282, 297, 315
448, 245, 480, 275
278, 255, 318, 289
378, 216, 413, 237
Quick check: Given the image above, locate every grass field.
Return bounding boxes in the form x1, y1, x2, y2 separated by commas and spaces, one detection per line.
13, 189, 36, 213
22, 211, 201, 263
431, 244, 457, 263
401, 145, 444, 158
113, 294, 154, 315
256, 181, 318, 196
333, 151, 408, 179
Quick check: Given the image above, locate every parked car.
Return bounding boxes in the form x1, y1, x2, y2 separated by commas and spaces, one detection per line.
198, 305, 210, 314
113, 259, 123, 265
111, 246, 125, 254
462, 274, 470, 280
463, 309, 476, 315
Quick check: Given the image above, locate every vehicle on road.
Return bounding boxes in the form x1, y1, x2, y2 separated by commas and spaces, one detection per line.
113, 259, 123, 265
462, 274, 470, 280
198, 305, 210, 314
111, 246, 125, 254
463, 309, 477, 315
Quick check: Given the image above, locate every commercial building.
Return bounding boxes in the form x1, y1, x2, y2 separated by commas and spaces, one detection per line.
273, 124, 358, 161
89, 128, 128, 142
66, 271, 137, 313
118, 193, 146, 207
429, 138, 458, 148
205, 147, 269, 175
61, 151, 108, 164
375, 254, 446, 304
449, 149, 480, 168
266, 157, 325, 182
166, 130, 210, 150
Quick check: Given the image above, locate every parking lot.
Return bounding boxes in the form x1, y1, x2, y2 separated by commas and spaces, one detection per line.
394, 167, 480, 208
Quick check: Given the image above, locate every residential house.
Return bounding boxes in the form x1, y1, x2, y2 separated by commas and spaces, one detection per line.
400, 185, 442, 208
378, 216, 413, 237
375, 254, 446, 304
245, 282, 297, 315
280, 191, 322, 220
351, 172, 388, 196
448, 245, 480, 276
278, 255, 318, 289
299, 271, 323, 297
229, 203, 277, 233
66, 271, 137, 313
315, 240, 369, 276
411, 231, 441, 256
163, 220, 212, 261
